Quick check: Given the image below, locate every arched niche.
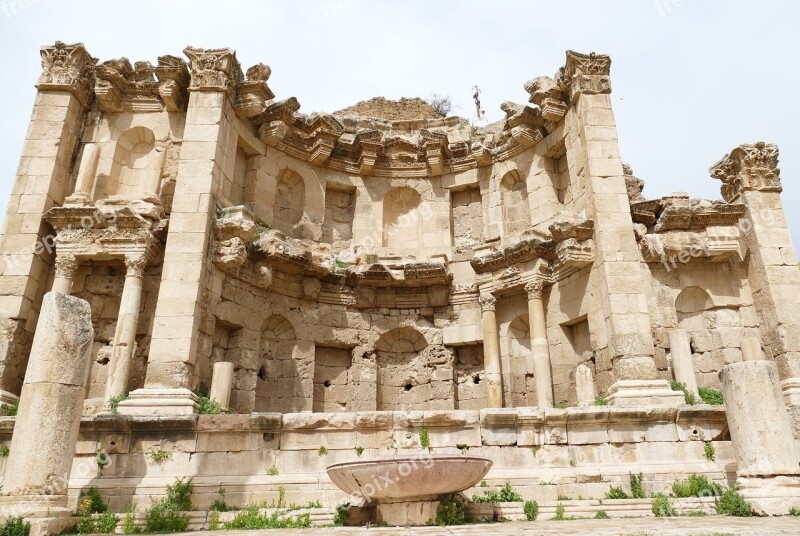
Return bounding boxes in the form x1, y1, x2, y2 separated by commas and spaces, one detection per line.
382, 187, 423, 252
500, 169, 531, 238
256, 314, 298, 412
106, 127, 162, 199
272, 169, 306, 238
375, 327, 429, 411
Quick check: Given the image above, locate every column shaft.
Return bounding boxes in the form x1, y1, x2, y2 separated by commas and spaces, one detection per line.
526, 281, 553, 408
105, 256, 145, 402
480, 293, 503, 408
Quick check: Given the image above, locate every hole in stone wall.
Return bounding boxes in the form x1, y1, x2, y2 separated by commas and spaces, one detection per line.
258, 366, 266, 381
404, 383, 413, 391
473, 375, 481, 384
324, 380, 331, 388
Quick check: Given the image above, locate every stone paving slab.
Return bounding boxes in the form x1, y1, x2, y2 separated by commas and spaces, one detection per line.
185, 516, 800, 535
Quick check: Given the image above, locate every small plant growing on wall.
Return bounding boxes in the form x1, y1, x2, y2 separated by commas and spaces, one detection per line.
318, 445, 328, 456
419, 427, 430, 449
704, 441, 716, 461
267, 465, 279, 476
354, 446, 364, 457
149, 449, 172, 464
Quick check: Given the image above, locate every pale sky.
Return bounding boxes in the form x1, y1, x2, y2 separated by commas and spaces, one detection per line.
1, 0, 798, 253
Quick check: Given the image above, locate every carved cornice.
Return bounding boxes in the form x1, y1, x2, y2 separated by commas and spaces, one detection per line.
183, 47, 243, 98
710, 141, 781, 202
523, 76, 567, 122
558, 50, 611, 103
155, 55, 191, 112
94, 58, 164, 113
235, 63, 275, 118
470, 236, 556, 275
36, 41, 97, 107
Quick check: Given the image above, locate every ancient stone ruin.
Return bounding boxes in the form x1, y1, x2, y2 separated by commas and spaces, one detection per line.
1, 41, 800, 531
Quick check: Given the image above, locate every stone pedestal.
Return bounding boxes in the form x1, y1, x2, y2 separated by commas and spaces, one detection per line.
668, 329, 700, 399
210, 361, 234, 410
0, 292, 93, 532
606, 380, 685, 406
117, 388, 199, 415
719, 361, 800, 515
376, 500, 438, 526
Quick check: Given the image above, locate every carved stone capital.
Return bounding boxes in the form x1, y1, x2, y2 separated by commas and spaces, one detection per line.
183, 47, 243, 98
710, 141, 781, 202
558, 50, 611, 103
54, 254, 79, 279
524, 279, 545, 300
124, 254, 147, 278
478, 292, 496, 312
36, 41, 97, 107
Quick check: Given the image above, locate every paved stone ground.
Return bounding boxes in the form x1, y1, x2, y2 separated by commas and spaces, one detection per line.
187, 516, 800, 535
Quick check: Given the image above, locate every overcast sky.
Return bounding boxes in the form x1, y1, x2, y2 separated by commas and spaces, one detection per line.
1, 0, 798, 253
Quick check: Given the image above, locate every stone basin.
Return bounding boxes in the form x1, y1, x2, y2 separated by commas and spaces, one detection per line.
327, 455, 492, 525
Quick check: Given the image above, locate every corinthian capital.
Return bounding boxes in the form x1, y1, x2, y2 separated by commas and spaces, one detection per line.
183, 47, 243, 98
36, 41, 97, 107
524, 279, 545, 300
710, 141, 781, 202
478, 292, 496, 312
124, 254, 147, 278
54, 253, 78, 278
558, 50, 611, 103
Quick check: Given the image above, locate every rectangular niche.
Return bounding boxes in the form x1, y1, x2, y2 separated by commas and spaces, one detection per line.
454, 345, 485, 410
450, 187, 483, 255
313, 346, 353, 412
322, 187, 355, 252
562, 317, 592, 364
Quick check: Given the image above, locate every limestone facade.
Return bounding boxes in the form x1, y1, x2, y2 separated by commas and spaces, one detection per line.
0, 42, 797, 419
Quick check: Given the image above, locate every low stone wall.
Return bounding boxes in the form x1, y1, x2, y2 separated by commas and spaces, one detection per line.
0, 406, 732, 514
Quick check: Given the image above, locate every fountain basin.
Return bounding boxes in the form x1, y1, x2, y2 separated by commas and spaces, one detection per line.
327, 455, 492, 525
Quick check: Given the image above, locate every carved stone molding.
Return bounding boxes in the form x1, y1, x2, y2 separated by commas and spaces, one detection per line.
523, 76, 567, 122
124, 254, 148, 278
710, 141, 781, 202
558, 50, 611, 103
36, 41, 97, 107
478, 292, 496, 312
235, 63, 275, 118
155, 55, 191, 112
183, 47, 243, 98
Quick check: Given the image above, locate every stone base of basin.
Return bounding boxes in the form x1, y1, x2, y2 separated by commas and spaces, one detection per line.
377, 500, 438, 526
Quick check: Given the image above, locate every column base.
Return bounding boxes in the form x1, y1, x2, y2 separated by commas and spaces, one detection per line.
737, 475, 800, 516
0, 389, 19, 415
781, 378, 800, 406
0, 496, 75, 536
116, 388, 198, 415
606, 380, 685, 406
376, 500, 438, 526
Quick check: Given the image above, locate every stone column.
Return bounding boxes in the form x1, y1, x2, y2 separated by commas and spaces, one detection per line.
741, 336, 763, 361
104, 254, 146, 403
121, 47, 242, 415
479, 292, 503, 408
51, 253, 78, 295
0, 292, 93, 532
0, 42, 94, 411
710, 142, 800, 418
668, 329, 700, 399
64, 143, 99, 205
525, 280, 553, 408
209, 361, 234, 411
719, 360, 800, 515
575, 363, 597, 405
557, 50, 682, 407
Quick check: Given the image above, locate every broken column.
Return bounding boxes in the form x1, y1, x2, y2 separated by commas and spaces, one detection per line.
104, 254, 146, 403
719, 360, 800, 515
209, 361, 234, 411
525, 280, 554, 408
51, 253, 78, 295
668, 329, 700, 399
479, 292, 503, 407
575, 363, 597, 406
0, 292, 93, 532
